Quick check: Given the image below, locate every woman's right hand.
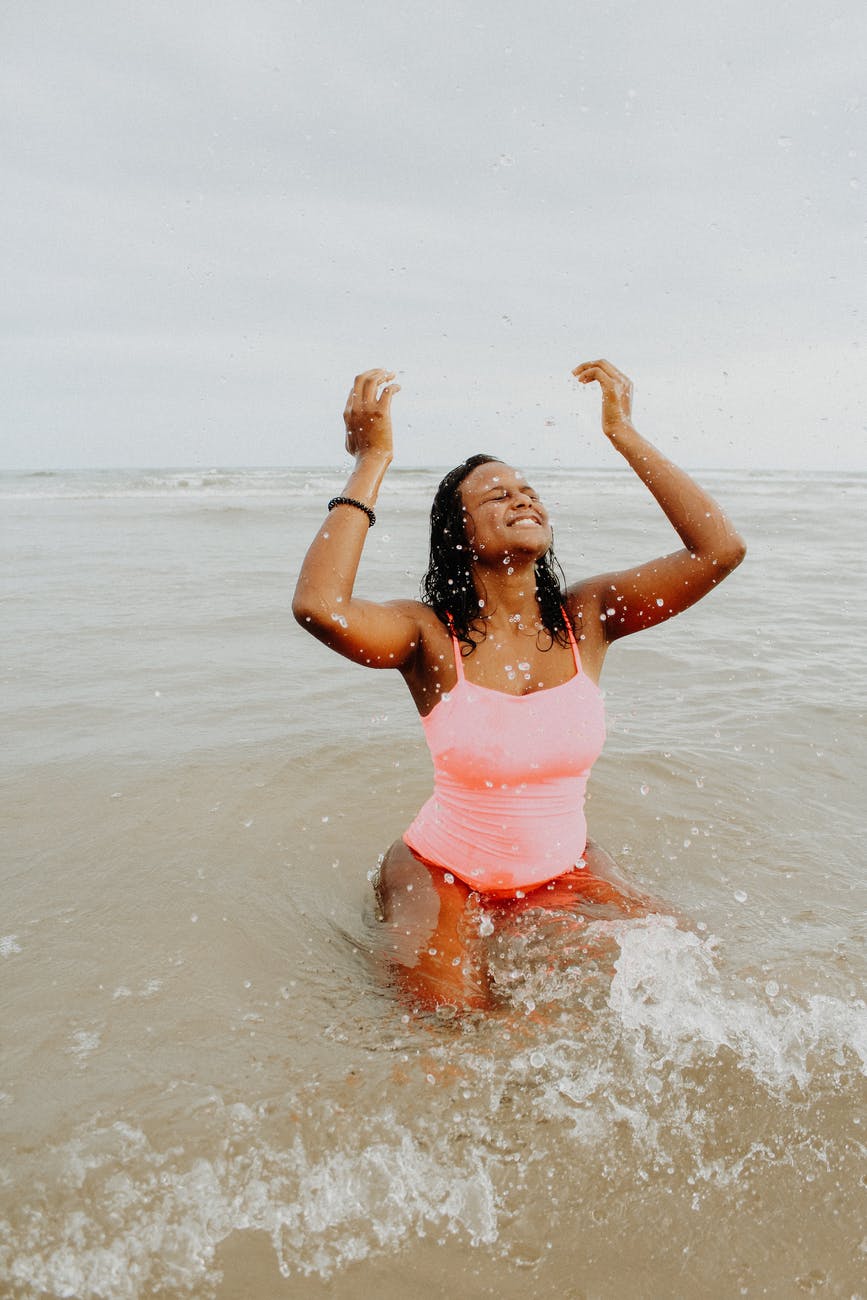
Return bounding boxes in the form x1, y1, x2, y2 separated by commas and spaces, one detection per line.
343, 368, 401, 461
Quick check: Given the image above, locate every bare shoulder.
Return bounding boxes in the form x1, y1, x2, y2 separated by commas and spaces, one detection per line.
564, 577, 608, 681
382, 599, 446, 645
390, 601, 457, 715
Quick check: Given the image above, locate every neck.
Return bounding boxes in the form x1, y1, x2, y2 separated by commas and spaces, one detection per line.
470, 559, 545, 631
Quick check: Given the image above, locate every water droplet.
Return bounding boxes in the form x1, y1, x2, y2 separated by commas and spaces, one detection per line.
529, 1050, 545, 1068
765, 980, 780, 998
640, 783, 650, 796
734, 889, 748, 903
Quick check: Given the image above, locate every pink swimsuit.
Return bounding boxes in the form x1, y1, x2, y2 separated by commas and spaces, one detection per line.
404, 614, 606, 895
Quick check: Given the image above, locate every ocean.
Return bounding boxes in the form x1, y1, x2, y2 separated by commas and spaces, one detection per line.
1, 466, 865, 1298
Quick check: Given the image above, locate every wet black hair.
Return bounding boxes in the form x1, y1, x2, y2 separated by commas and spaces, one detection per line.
420, 454, 571, 653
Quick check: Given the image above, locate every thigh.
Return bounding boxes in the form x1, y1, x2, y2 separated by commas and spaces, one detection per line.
578, 839, 679, 917
373, 839, 442, 961
372, 840, 491, 1011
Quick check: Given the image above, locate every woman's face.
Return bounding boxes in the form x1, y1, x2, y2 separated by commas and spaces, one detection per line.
458, 461, 552, 562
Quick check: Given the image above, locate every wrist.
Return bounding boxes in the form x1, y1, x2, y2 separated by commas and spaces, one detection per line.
355, 447, 393, 467
346, 450, 391, 504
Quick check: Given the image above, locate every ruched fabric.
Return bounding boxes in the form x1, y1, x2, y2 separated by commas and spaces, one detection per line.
404, 612, 606, 894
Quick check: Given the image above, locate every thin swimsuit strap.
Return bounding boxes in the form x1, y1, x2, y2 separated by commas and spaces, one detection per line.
444, 612, 466, 681
560, 606, 583, 672
445, 607, 582, 680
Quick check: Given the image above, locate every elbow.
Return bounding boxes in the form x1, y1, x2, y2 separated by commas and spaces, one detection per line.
720, 533, 747, 573
730, 533, 747, 567
292, 596, 312, 629
292, 584, 342, 639
292, 585, 322, 632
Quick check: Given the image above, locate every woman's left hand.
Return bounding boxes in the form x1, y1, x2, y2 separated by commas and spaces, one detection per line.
573, 358, 635, 441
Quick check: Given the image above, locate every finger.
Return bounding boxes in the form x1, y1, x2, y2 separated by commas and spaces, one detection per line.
573, 364, 607, 386
362, 368, 391, 404
573, 359, 623, 382
352, 369, 379, 406
574, 363, 630, 394
380, 382, 401, 413
375, 373, 397, 400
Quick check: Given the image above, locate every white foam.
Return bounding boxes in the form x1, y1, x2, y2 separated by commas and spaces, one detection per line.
606, 918, 867, 1092
0, 1115, 500, 1297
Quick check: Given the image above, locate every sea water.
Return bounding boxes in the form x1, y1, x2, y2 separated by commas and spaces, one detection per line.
1, 467, 864, 1297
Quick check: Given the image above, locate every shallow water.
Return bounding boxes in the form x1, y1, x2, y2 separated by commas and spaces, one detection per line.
1, 467, 865, 1297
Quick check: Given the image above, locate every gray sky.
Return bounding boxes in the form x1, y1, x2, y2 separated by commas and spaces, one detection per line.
3, 0, 865, 471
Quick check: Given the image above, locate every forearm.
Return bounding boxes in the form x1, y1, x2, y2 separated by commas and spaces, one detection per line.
292, 451, 391, 621
609, 421, 745, 562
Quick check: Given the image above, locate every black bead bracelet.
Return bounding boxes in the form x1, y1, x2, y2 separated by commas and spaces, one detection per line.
327, 496, 376, 527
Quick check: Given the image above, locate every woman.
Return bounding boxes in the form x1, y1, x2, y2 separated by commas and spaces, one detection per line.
293, 360, 746, 1011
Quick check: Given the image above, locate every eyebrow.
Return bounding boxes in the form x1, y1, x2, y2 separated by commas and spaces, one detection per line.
480, 483, 538, 498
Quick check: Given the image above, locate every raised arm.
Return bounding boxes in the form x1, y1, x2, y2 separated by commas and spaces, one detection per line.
292, 369, 422, 668
568, 359, 746, 643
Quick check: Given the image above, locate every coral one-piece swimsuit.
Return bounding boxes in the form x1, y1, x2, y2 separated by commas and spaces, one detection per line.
403, 612, 606, 895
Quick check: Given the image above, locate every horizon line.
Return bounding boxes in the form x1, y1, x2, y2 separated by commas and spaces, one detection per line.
3, 462, 866, 476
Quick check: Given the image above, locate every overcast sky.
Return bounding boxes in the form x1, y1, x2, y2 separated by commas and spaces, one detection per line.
3, 0, 865, 471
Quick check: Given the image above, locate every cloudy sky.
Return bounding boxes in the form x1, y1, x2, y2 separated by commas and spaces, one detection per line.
3, 0, 864, 470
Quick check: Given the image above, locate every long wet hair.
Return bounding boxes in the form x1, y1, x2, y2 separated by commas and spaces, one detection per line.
420, 454, 571, 653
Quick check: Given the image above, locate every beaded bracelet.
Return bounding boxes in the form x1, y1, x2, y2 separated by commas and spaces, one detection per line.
327, 495, 376, 527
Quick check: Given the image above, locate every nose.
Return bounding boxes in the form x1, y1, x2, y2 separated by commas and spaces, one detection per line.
514, 489, 540, 511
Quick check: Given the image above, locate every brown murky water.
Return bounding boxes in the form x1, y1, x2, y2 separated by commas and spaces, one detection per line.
2, 468, 865, 1296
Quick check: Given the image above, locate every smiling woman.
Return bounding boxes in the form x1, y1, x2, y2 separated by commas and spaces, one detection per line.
292, 360, 747, 1011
